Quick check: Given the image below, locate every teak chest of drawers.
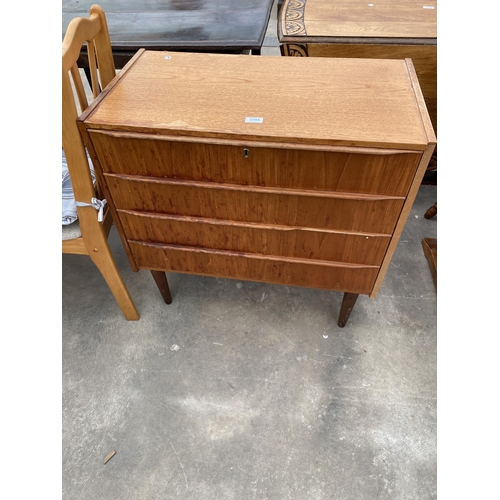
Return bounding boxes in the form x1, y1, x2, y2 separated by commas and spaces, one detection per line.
79, 50, 436, 327
278, 0, 437, 133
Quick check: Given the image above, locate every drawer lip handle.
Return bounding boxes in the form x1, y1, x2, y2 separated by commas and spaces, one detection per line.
88, 129, 426, 154
129, 240, 380, 270
118, 209, 392, 238
105, 173, 405, 202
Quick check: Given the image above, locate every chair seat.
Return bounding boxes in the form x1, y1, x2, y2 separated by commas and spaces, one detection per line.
62, 220, 81, 240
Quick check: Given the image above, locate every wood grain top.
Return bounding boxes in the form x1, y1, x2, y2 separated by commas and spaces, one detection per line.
62, 0, 275, 50
279, 0, 437, 41
82, 50, 435, 150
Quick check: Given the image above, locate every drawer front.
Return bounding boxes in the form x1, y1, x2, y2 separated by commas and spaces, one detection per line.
107, 175, 404, 234
129, 241, 379, 295
90, 131, 421, 197
119, 211, 391, 266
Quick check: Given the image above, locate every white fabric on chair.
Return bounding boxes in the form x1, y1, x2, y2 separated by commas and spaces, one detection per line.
62, 148, 96, 226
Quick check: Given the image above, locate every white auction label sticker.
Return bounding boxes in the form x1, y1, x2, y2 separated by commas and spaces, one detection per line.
423, 5, 435, 8
245, 117, 264, 123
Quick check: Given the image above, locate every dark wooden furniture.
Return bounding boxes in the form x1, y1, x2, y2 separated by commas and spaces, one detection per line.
423, 202, 437, 290
78, 50, 436, 327
62, 0, 275, 69
278, 0, 437, 134
422, 238, 437, 289
425, 202, 437, 219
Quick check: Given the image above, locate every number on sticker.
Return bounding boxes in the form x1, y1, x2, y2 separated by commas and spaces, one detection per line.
245, 117, 263, 123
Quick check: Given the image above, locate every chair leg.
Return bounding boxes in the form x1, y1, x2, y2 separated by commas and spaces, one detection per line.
89, 244, 140, 320
151, 271, 172, 304
337, 292, 359, 328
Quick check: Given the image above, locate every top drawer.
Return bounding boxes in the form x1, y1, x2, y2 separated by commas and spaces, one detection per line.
89, 131, 422, 197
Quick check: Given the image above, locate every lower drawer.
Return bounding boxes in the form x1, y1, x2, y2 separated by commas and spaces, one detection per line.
119, 211, 391, 266
128, 241, 380, 295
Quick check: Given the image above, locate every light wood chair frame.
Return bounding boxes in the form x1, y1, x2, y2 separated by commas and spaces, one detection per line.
62, 4, 139, 320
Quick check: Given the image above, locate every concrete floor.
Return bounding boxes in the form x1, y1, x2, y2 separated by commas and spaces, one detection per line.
62, 2, 437, 498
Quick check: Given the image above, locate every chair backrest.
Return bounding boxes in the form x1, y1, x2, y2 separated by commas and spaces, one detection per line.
62, 4, 115, 209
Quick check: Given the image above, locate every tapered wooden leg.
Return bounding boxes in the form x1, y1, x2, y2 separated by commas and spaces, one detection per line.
338, 292, 359, 328
424, 202, 437, 219
151, 271, 172, 304
421, 238, 437, 290
84, 221, 139, 321
91, 252, 140, 320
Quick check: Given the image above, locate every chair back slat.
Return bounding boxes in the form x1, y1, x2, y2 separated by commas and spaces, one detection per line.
91, 7, 116, 89
70, 63, 88, 113
87, 39, 100, 98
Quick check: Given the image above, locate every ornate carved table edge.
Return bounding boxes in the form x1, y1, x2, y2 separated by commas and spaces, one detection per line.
421, 237, 437, 290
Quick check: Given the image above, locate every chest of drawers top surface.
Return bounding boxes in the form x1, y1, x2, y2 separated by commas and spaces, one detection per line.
81, 50, 435, 150
279, 0, 437, 41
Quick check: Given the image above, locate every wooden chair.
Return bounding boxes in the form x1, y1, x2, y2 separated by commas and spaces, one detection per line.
62, 4, 140, 320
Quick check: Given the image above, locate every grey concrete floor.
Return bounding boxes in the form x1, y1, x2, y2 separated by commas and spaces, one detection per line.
63, 2, 437, 498
62, 184, 437, 500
